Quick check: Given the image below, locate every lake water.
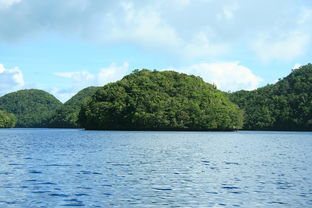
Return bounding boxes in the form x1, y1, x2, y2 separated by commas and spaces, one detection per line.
0, 129, 311, 207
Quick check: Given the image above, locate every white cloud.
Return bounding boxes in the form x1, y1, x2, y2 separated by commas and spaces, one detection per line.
55, 62, 129, 87
174, 0, 190, 6
217, 2, 239, 21
183, 31, 229, 59
0, 0, 21, 10
54, 62, 129, 101
297, 8, 312, 24
253, 31, 310, 62
0, 64, 25, 95
98, 62, 129, 85
292, 63, 301, 70
107, 3, 181, 49
163, 62, 262, 92
55, 71, 95, 85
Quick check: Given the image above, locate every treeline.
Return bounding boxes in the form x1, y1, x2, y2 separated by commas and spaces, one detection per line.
0, 64, 311, 131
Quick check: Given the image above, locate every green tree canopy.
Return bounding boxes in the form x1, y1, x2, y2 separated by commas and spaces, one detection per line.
0, 89, 62, 127
0, 110, 16, 128
79, 69, 243, 130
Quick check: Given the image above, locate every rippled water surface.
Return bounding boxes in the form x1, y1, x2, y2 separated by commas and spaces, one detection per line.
0, 129, 311, 207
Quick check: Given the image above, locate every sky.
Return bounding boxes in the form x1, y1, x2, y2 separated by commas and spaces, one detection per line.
0, 0, 312, 102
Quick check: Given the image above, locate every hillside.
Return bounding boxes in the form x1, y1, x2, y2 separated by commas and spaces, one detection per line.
79, 69, 244, 130
230, 64, 312, 130
64, 86, 100, 107
0, 89, 62, 128
0, 110, 16, 128
48, 86, 100, 128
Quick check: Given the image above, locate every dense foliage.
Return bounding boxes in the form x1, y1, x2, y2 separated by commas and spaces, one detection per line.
48, 87, 100, 128
0, 89, 62, 127
0, 110, 16, 128
79, 70, 244, 130
230, 64, 312, 130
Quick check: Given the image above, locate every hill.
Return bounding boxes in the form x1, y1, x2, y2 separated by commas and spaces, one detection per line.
48, 86, 100, 128
229, 64, 312, 130
79, 69, 244, 130
0, 89, 62, 127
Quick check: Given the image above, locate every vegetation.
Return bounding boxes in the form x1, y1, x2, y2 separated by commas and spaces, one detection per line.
48, 87, 100, 128
229, 64, 312, 130
1, 64, 311, 131
78, 69, 244, 130
0, 89, 62, 128
0, 110, 16, 128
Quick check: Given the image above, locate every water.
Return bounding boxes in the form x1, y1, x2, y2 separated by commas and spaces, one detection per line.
0, 129, 311, 207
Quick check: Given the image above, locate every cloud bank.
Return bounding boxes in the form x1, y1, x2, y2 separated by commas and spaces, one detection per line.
163, 62, 262, 92
0, 0, 311, 61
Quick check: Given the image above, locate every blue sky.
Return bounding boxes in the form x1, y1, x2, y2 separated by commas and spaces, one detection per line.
0, 0, 312, 102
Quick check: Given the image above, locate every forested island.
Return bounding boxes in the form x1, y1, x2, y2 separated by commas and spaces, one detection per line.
0, 64, 311, 131
0, 89, 62, 128
78, 70, 243, 130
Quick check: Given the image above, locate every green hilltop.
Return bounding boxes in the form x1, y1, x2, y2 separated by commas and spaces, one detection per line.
0, 89, 62, 128
78, 69, 244, 130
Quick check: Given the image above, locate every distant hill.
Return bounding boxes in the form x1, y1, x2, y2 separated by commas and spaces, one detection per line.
48, 86, 100, 128
79, 69, 244, 130
64, 86, 100, 107
230, 64, 312, 130
0, 89, 62, 127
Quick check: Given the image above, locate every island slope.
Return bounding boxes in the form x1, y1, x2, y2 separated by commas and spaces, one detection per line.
79, 69, 244, 130
230, 64, 312, 130
0, 110, 16, 128
48, 86, 100, 128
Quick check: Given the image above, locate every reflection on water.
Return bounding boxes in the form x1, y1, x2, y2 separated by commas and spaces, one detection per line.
0, 129, 311, 207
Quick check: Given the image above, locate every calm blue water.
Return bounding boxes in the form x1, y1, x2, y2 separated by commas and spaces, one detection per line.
0, 129, 311, 207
